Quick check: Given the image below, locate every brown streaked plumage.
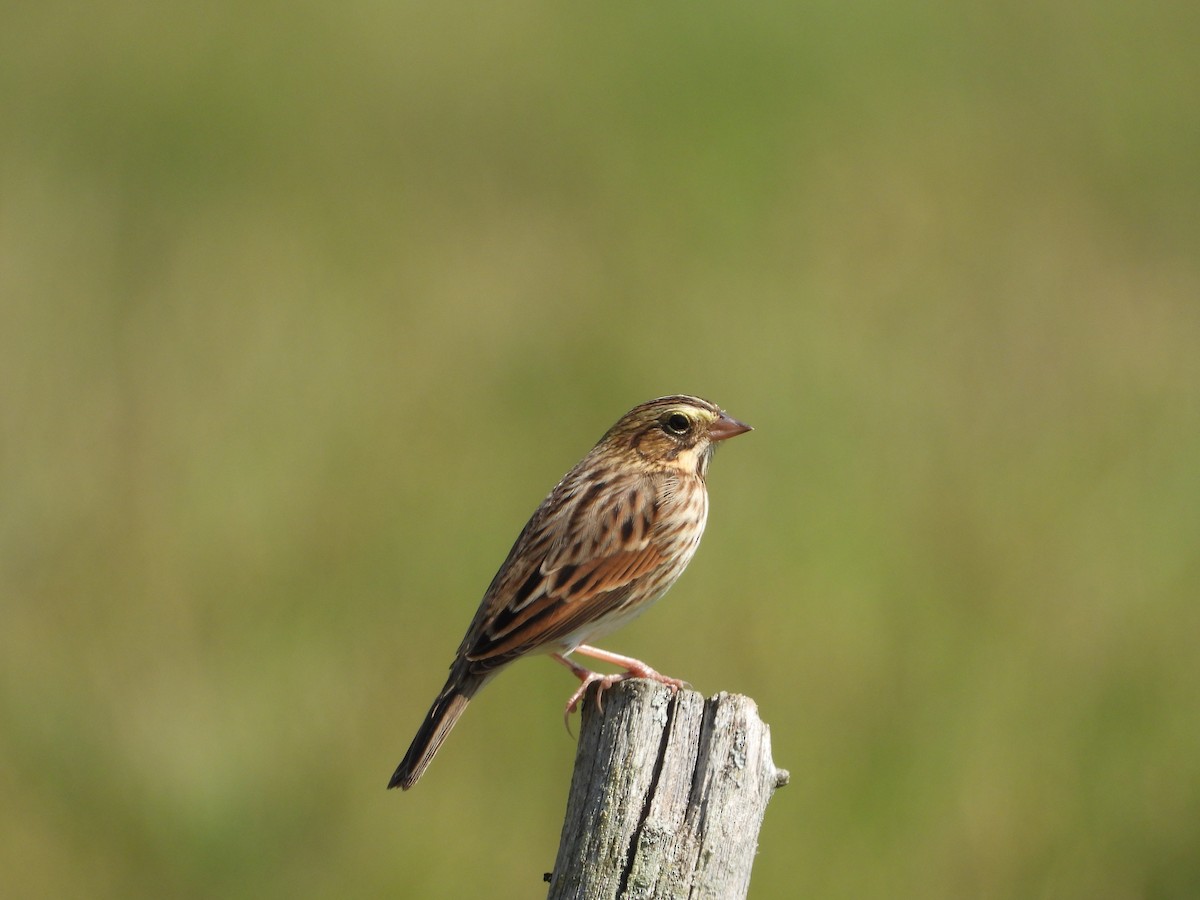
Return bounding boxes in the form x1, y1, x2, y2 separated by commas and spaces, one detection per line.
388, 395, 751, 790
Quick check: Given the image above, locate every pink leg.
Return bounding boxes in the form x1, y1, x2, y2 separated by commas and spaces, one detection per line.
572, 645, 690, 691
553, 646, 689, 724
552, 654, 619, 724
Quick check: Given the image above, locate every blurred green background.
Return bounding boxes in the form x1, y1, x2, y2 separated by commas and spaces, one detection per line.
3, 1, 1198, 897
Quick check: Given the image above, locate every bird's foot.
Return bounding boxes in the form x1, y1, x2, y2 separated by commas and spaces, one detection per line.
552, 648, 689, 731
572, 643, 690, 694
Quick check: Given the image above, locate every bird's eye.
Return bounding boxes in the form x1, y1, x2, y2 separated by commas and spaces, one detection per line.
665, 413, 692, 435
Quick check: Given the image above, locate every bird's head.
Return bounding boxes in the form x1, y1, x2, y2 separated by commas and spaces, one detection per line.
598, 395, 752, 478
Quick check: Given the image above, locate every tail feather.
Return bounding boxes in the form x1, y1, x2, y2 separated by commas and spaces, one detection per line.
388, 670, 488, 790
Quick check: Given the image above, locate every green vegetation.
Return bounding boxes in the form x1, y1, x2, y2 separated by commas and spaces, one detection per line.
2, 2, 1197, 896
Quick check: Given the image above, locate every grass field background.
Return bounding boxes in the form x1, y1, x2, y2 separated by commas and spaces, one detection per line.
3, 2, 1198, 897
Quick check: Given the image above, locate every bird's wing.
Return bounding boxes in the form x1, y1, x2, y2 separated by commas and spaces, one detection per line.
460, 468, 667, 668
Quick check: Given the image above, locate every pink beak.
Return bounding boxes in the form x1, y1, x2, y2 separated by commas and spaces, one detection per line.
709, 412, 752, 442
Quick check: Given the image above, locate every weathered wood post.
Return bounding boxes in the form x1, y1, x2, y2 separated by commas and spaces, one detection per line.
546, 679, 789, 900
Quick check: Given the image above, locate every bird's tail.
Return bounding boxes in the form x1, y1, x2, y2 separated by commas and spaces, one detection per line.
388, 666, 490, 790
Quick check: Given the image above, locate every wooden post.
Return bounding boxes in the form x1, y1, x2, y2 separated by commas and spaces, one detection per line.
546, 679, 789, 900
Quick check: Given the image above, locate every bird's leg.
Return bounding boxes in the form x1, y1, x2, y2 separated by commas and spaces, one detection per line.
571, 644, 690, 696
551, 653, 622, 728
553, 646, 692, 731
572, 644, 691, 692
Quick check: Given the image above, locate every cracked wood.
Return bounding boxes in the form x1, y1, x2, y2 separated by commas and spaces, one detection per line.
546, 680, 789, 900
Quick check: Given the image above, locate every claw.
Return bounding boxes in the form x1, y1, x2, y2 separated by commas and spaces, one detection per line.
552, 649, 689, 730
563, 670, 622, 722
571, 644, 689, 696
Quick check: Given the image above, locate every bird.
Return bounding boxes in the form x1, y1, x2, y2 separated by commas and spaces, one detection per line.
388, 395, 751, 790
